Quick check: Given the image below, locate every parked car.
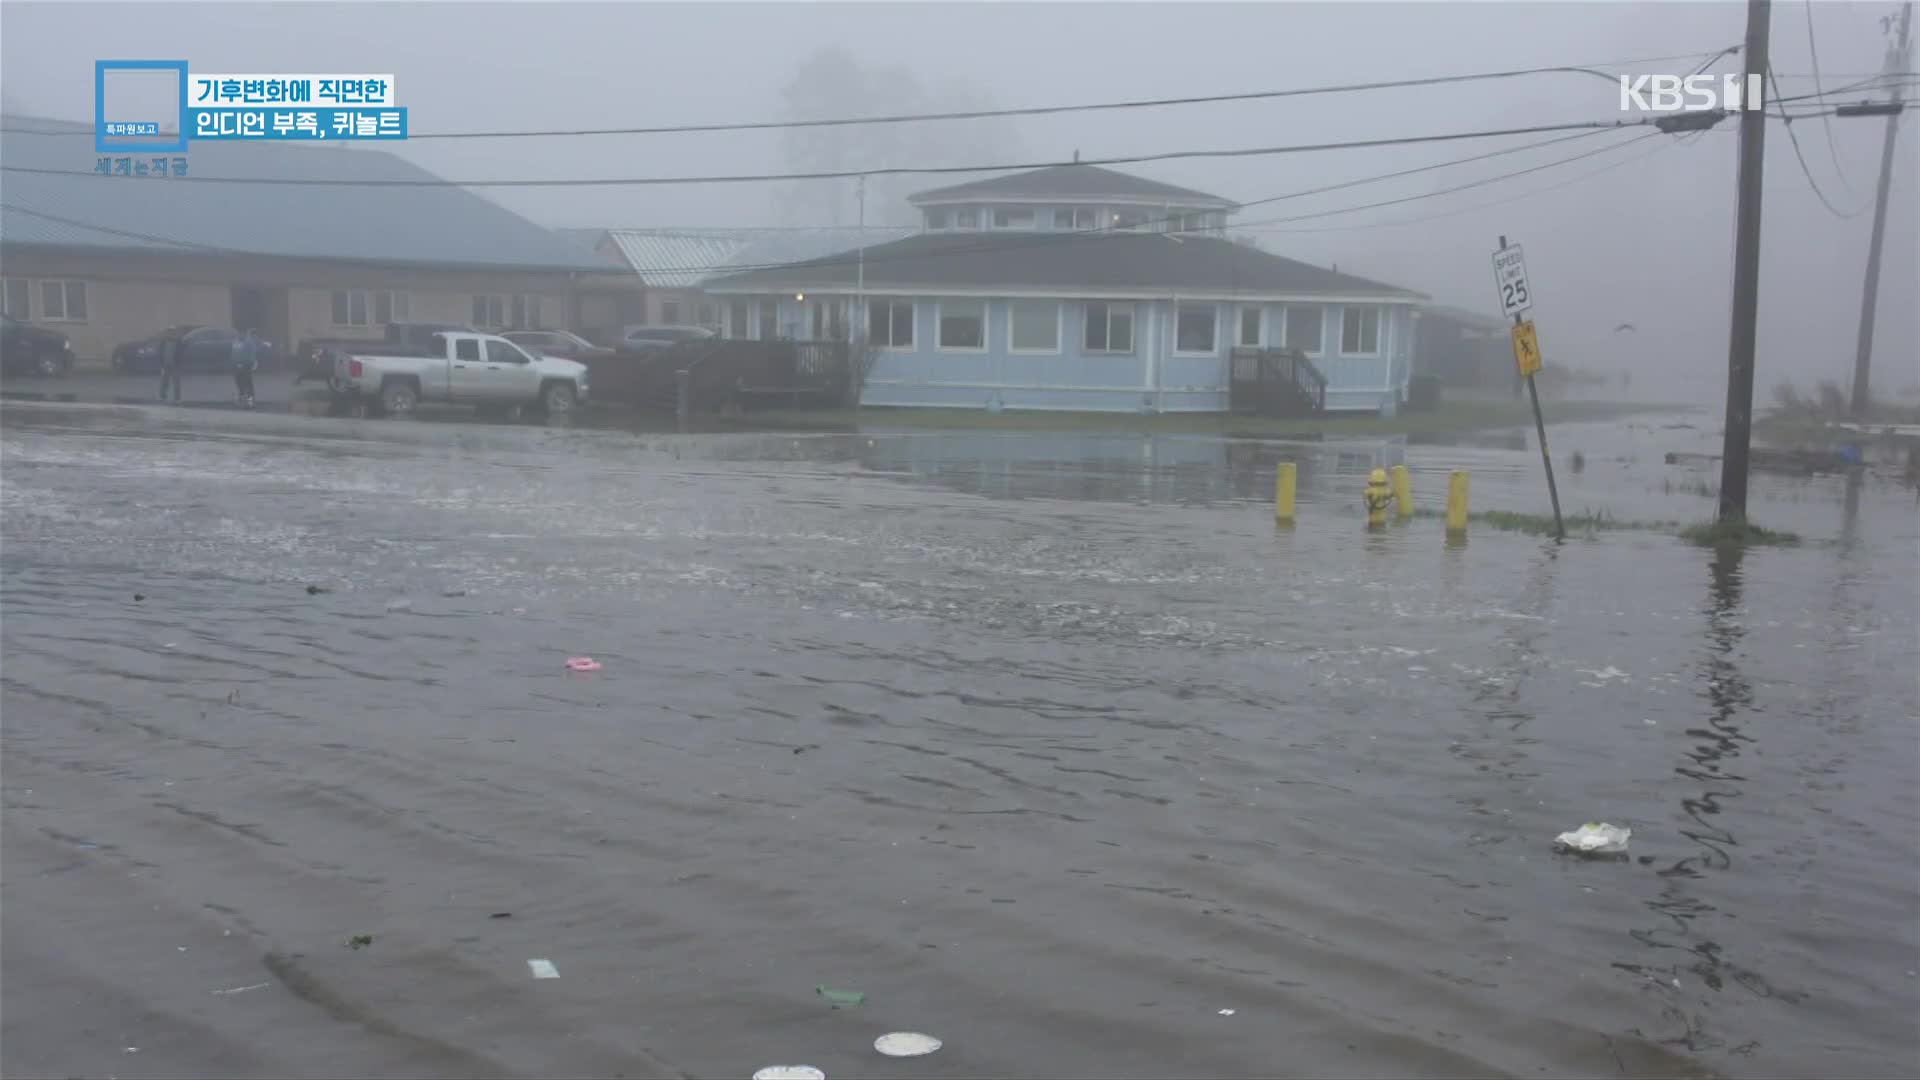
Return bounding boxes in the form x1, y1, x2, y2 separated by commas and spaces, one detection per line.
503, 329, 615, 362
1, 315, 75, 376
618, 325, 715, 354
112, 325, 279, 374
330, 331, 589, 418
294, 321, 475, 382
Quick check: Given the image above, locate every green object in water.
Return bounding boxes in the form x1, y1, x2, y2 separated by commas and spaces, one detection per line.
815, 985, 866, 1008
346, 934, 374, 950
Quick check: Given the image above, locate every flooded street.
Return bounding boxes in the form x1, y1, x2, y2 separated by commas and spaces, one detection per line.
3, 401, 1915, 1079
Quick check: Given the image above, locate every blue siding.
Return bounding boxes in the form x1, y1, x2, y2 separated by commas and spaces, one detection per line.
750, 294, 1415, 414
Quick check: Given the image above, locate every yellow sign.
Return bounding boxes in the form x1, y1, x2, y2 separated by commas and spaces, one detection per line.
1511, 319, 1543, 378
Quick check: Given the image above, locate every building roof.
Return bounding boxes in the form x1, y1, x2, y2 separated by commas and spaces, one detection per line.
702, 230, 1425, 301
909, 164, 1234, 209
594, 227, 919, 289
1418, 303, 1510, 333
0, 113, 608, 272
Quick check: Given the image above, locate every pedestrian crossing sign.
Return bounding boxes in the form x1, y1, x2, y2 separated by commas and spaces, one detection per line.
1511, 320, 1542, 378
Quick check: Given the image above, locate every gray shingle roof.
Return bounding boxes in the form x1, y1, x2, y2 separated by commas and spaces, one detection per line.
702, 230, 1424, 300
598, 227, 920, 288
909, 164, 1234, 208
1, 113, 606, 272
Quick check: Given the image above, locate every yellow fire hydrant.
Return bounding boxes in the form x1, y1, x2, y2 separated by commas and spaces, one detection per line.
1364, 467, 1392, 529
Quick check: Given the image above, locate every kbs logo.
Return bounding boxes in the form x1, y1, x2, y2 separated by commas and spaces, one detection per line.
1619, 73, 1765, 112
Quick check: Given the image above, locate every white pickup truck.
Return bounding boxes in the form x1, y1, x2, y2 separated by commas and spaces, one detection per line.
331, 331, 590, 418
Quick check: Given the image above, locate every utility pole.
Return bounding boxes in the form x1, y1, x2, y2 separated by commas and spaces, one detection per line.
1849, 0, 1914, 420
1718, 0, 1773, 523
855, 173, 867, 345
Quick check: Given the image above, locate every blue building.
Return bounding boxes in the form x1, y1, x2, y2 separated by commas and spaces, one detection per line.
701, 164, 1428, 414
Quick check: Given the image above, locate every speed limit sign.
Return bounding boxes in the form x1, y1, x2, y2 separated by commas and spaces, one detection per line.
1492, 244, 1533, 317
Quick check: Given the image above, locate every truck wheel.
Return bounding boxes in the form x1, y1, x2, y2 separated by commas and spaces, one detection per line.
542, 381, 577, 415
380, 381, 418, 417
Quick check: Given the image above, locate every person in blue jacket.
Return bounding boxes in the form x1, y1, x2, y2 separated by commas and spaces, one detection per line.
230, 328, 261, 408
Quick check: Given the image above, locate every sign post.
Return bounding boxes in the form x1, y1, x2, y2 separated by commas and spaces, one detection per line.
1493, 236, 1565, 540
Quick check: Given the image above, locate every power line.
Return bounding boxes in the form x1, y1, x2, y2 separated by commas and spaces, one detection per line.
1768, 63, 1870, 216
2, 118, 1658, 189
0, 50, 1738, 141
1802, 0, 1858, 193
0, 127, 1644, 279
1243, 132, 1694, 234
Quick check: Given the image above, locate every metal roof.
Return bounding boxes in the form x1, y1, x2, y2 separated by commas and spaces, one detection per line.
909, 164, 1234, 208
0, 113, 609, 272
703, 230, 1426, 300
600, 227, 919, 288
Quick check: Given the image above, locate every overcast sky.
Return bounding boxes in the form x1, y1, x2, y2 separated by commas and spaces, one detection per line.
3, 1, 1915, 404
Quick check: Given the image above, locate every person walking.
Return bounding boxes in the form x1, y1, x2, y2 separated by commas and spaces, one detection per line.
158, 333, 182, 402
231, 328, 260, 408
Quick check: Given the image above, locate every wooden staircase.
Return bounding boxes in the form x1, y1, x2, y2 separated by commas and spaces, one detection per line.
1229, 347, 1327, 417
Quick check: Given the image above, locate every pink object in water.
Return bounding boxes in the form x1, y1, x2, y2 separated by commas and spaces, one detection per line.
565, 657, 602, 673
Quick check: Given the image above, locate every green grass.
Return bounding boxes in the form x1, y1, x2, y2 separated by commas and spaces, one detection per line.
1679, 517, 1802, 549
724, 399, 1688, 439
1414, 507, 1680, 538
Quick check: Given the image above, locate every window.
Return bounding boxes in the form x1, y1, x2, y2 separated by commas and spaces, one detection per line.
868, 299, 914, 348
758, 303, 778, 342
1284, 305, 1324, 353
40, 280, 87, 322
1111, 210, 1148, 231
486, 338, 529, 364
697, 302, 717, 327
473, 295, 504, 328
660, 300, 681, 325
811, 300, 846, 340
1051, 208, 1097, 230
992, 208, 1035, 230
453, 337, 481, 361
2, 278, 30, 318
937, 300, 985, 349
1175, 303, 1217, 354
1008, 300, 1059, 352
333, 290, 369, 326
953, 208, 979, 230
1341, 305, 1381, 354
1175, 211, 1219, 233
1238, 307, 1264, 347
510, 295, 540, 330
728, 300, 750, 339
926, 210, 948, 230
374, 290, 408, 324
1083, 302, 1134, 353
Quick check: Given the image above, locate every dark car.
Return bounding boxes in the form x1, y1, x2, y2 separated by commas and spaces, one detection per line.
504, 329, 615, 361
618, 325, 715, 354
113, 326, 279, 374
1, 315, 75, 376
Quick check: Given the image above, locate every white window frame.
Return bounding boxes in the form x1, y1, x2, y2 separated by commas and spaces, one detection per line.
1082, 301, 1135, 355
869, 298, 915, 349
333, 289, 370, 326
992, 207, 1036, 230
474, 294, 505, 329
925, 209, 948, 230
953, 208, 980, 231
1283, 304, 1325, 355
2, 277, 31, 318
374, 290, 409, 324
727, 299, 751, 339
935, 299, 987, 352
39, 280, 88, 322
1007, 300, 1061, 354
1048, 207, 1076, 231
1173, 302, 1219, 356
1111, 209, 1148, 232
1340, 305, 1382, 356
334, 288, 406, 327
1238, 306, 1264, 348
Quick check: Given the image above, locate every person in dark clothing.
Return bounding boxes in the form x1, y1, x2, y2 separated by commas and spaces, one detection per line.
158, 334, 183, 402
231, 329, 260, 407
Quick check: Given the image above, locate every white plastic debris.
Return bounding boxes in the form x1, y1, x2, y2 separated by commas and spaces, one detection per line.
1218, 1008, 1236, 1016
753, 1068, 825, 1080
874, 1032, 942, 1058
527, 959, 560, 979
1554, 822, 1631, 855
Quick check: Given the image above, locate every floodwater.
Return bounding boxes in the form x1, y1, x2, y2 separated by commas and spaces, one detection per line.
2, 401, 1915, 1080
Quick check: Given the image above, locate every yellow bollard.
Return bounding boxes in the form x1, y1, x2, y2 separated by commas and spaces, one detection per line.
1445, 470, 1470, 536
1364, 467, 1391, 530
1391, 465, 1413, 519
1275, 462, 1297, 525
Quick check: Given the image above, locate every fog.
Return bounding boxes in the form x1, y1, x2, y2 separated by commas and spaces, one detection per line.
4, 1, 1915, 405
